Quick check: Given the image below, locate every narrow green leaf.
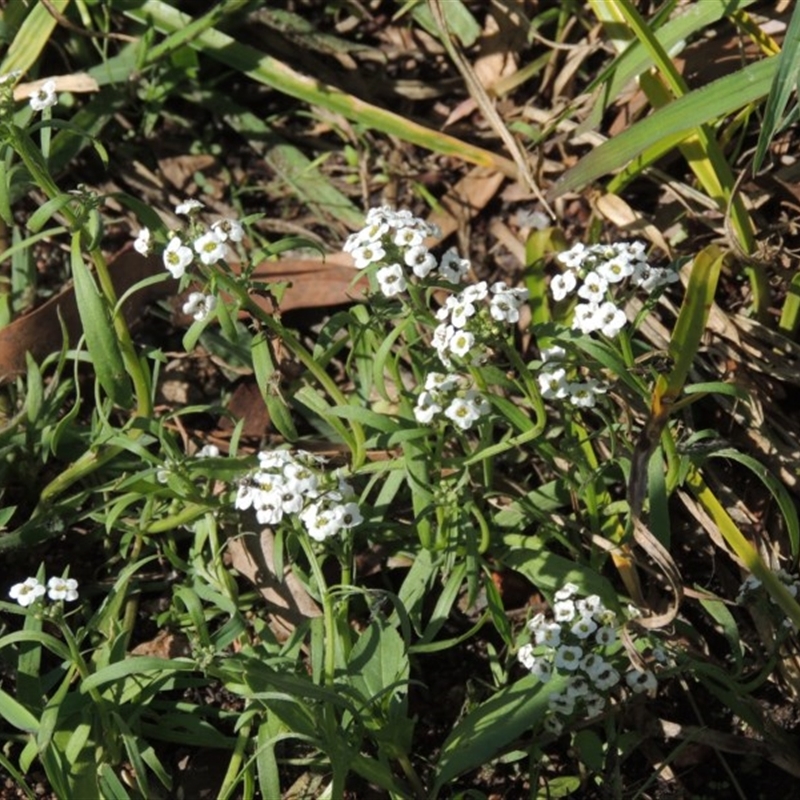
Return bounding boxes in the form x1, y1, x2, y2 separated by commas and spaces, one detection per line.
549, 57, 775, 198
432, 673, 568, 791
664, 245, 727, 399
0, 0, 70, 75
0, 687, 39, 733
709, 448, 800, 558
70, 234, 132, 407
753, 0, 800, 172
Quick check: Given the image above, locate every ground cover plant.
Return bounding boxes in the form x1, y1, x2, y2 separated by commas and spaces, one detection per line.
3, 1, 800, 798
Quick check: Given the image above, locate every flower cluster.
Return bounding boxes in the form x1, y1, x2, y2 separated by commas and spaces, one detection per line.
552, 241, 677, 338
432, 280, 528, 368
133, 200, 243, 282
9, 575, 79, 607
536, 345, 608, 409
344, 206, 468, 296
413, 372, 491, 430
537, 243, 677, 410
517, 583, 659, 735
235, 450, 363, 541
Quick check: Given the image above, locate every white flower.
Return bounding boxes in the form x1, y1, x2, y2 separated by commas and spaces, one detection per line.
449, 300, 477, 329
554, 582, 579, 601
376, 262, 407, 297
133, 227, 151, 256
571, 615, 598, 639
598, 257, 634, 284
393, 227, 424, 248
517, 643, 536, 671
565, 675, 591, 698
556, 243, 586, 269
439, 248, 470, 283
576, 594, 604, 616
595, 301, 627, 338
592, 664, 621, 691
9, 577, 46, 607
425, 372, 458, 393
404, 245, 437, 278
578, 271, 608, 303
195, 444, 220, 458
211, 218, 244, 243
254, 493, 284, 526
46, 576, 79, 602
594, 626, 616, 646
353, 242, 386, 270
533, 621, 562, 648
550, 272, 577, 301
465, 389, 491, 418
549, 690, 575, 715
175, 199, 203, 215
554, 645, 583, 671
532, 658, 554, 683
182, 292, 218, 321
194, 230, 227, 265
444, 397, 481, 430
568, 381, 601, 409
538, 368, 570, 400
572, 302, 601, 334
337, 501, 363, 529
553, 598, 576, 623
626, 669, 657, 694
163, 236, 193, 278
584, 692, 606, 717
543, 715, 564, 735
448, 329, 475, 359
29, 79, 57, 111
540, 346, 566, 366
300, 500, 344, 541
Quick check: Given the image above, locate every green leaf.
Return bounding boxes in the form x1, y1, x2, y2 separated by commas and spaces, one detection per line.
500, 538, 620, 612
753, 0, 800, 172
549, 57, 775, 198
70, 234, 132, 407
708, 448, 800, 558
0, 687, 39, 734
432, 673, 567, 792
346, 617, 408, 708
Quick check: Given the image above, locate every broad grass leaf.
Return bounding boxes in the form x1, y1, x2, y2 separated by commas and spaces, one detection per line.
707, 447, 800, 558
431, 673, 567, 793
549, 57, 775, 198
251, 332, 298, 441
70, 235, 132, 408
698, 594, 744, 675
500, 538, 620, 612
0, 0, 65, 75
80, 657, 195, 694
581, 0, 760, 131
256, 719, 282, 800
753, 0, 800, 172
346, 617, 409, 723
665, 245, 726, 398
409, 0, 481, 48
0, 686, 39, 733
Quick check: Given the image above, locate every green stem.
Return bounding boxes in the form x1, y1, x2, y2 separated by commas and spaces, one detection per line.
217, 721, 252, 800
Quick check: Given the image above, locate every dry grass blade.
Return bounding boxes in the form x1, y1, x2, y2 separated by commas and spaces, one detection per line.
428, 0, 554, 217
